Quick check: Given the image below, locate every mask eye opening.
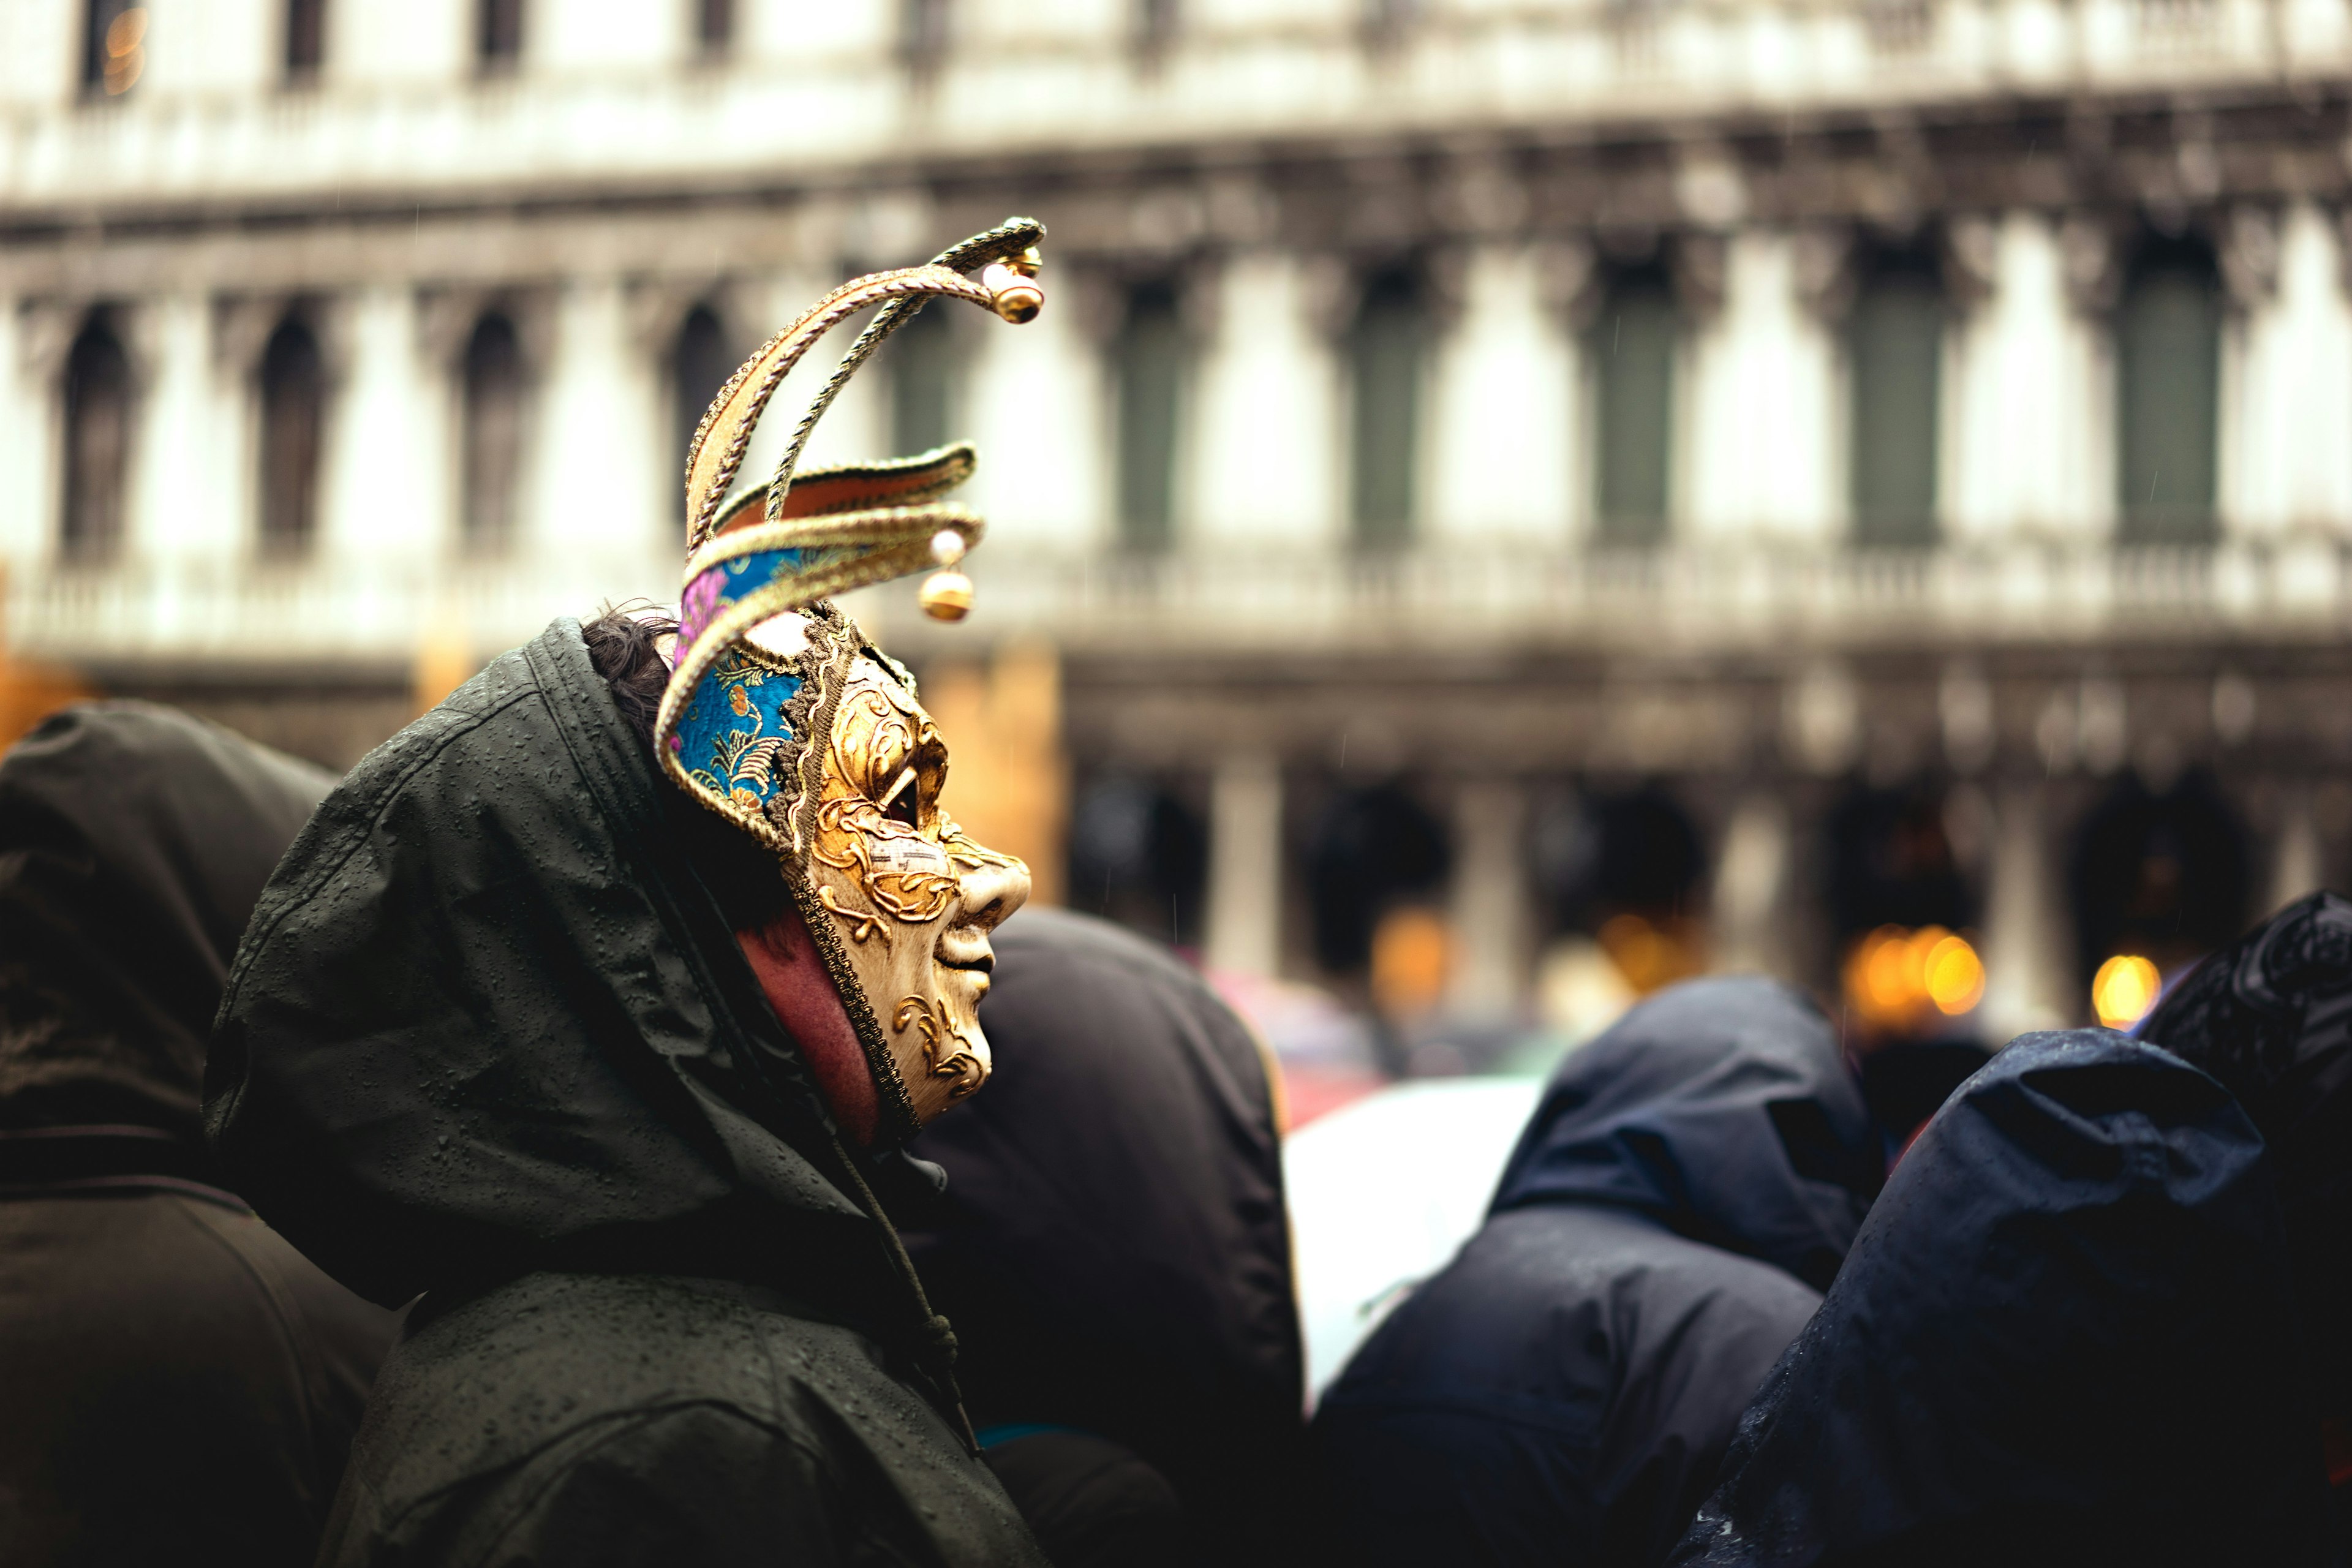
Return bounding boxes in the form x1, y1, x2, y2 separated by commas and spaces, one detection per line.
876, 765, 922, 829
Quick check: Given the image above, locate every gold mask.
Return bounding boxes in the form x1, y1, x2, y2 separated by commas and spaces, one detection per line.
654, 218, 1045, 1143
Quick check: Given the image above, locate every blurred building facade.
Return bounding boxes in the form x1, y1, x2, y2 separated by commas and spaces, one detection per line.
5, 0, 2351, 1036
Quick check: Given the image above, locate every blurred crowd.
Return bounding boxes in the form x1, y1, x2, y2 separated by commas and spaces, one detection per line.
2, 662, 2346, 1567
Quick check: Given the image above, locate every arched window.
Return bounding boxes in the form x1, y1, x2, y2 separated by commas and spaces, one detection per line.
671, 305, 733, 481
2117, 239, 2221, 545
1592, 267, 1678, 548
60, 315, 132, 564
1115, 281, 1185, 552
1849, 255, 1943, 547
460, 312, 526, 553
477, 0, 522, 71
888, 300, 956, 457
1349, 268, 1426, 549
901, 0, 949, 70
695, 0, 733, 54
83, 0, 143, 96
258, 315, 325, 558
284, 0, 326, 79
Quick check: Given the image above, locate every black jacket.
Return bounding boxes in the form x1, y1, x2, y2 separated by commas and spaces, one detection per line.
1670, 1028, 2334, 1567
1313, 976, 1879, 1566
901, 908, 1305, 1564
205, 620, 1046, 1568
0, 702, 396, 1566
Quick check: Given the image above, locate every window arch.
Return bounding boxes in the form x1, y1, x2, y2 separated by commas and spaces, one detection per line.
477, 0, 522, 71
460, 312, 526, 553
694, 0, 733, 55
1591, 266, 1678, 548
285, 0, 327, 78
672, 304, 734, 481
258, 315, 325, 558
2116, 238, 2221, 545
1348, 267, 1427, 549
1848, 252, 1944, 547
1114, 280, 1185, 552
60, 314, 132, 563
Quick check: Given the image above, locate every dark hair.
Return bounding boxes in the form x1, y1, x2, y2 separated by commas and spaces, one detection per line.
579, 603, 676, 756
581, 601, 794, 932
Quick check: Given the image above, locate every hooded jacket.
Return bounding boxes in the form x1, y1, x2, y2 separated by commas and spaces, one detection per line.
1670, 1028, 2334, 1568
899, 908, 1305, 1566
0, 702, 397, 1566
1313, 976, 1880, 1567
205, 620, 1046, 1568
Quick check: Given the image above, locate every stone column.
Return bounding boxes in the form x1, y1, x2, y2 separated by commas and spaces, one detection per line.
1711, 791, 1793, 978
1946, 213, 2111, 546
1188, 251, 1341, 553
963, 272, 1111, 554
2227, 203, 2352, 540
1684, 230, 1841, 546
1447, 778, 1530, 1017
532, 276, 666, 597
1426, 245, 1573, 546
0, 297, 68, 566
1979, 782, 2075, 1041
1205, 753, 1284, 978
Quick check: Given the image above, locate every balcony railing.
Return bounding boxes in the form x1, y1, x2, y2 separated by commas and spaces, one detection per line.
2, 0, 2343, 214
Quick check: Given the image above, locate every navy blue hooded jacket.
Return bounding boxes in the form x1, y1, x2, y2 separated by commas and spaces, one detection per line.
1670, 1027, 2334, 1567
1314, 977, 1880, 1566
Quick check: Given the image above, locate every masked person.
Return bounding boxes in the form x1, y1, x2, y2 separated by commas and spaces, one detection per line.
899, 907, 1306, 1568
1670, 924, 2343, 1567
206, 222, 1061, 1568
0, 703, 398, 1567
1313, 976, 1882, 1567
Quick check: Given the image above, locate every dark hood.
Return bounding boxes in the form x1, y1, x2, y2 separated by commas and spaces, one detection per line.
1492, 976, 1879, 1291
2139, 889, 2352, 1417
899, 908, 1303, 1562
0, 702, 330, 1140
1672, 1029, 2332, 1567
205, 620, 895, 1316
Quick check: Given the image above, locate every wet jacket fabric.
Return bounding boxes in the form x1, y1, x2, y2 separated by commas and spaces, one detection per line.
1670, 1028, 2334, 1568
2138, 892, 2352, 1430
1314, 977, 1880, 1567
0, 702, 397, 1566
900, 908, 1303, 1564
205, 620, 1046, 1568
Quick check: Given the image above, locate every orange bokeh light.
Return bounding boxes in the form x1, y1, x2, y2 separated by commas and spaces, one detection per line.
2092, 954, 2162, 1030
1842, 924, 1985, 1032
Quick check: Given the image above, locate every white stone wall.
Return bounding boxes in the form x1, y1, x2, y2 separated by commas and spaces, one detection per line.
6, 0, 2352, 663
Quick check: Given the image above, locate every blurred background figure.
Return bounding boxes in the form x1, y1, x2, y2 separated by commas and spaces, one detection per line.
901, 908, 1303, 1568
0, 704, 396, 1566
1, 0, 2343, 1098
1673, 1017, 2335, 1567
1314, 978, 1879, 1566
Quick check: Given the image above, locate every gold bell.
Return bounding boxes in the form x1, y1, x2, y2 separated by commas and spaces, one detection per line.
981, 247, 1045, 325
919, 569, 974, 622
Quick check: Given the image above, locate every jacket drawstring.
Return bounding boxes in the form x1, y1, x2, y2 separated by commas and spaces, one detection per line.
827, 1136, 981, 1456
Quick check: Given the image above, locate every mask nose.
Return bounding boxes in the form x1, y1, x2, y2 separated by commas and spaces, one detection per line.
957, 854, 1031, 933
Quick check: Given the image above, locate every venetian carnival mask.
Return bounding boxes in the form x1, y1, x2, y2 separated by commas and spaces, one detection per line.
656, 218, 1047, 1142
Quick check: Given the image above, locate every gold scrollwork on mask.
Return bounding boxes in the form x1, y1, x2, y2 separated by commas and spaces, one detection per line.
892, 993, 986, 1098
810, 674, 963, 940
